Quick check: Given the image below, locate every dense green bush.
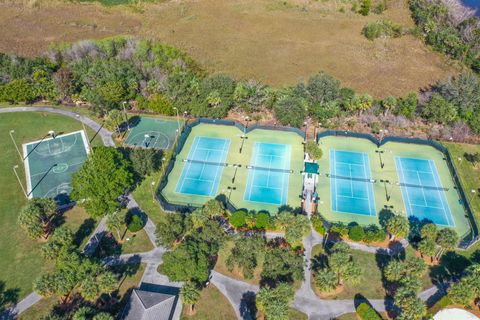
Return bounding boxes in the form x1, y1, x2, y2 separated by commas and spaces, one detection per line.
229, 210, 247, 228
311, 215, 326, 235
356, 302, 382, 320
273, 96, 306, 128
362, 20, 403, 40
348, 225, 366, 241
330, 222, 349, 237
127, 214, 145, 233
306, 141, 323, 160
364, 225, 386, 243
255, 212, 270, 229
0, 79, 39, 103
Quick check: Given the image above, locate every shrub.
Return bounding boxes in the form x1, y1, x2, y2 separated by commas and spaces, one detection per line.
229, 210, 247, 228
356, 302, 382, 320
312, 215, 326, 235
330, 222, 349, 237
127, 214, 145, 233
0, 79, 38, 103
273, 96, 306, 128
305, 141, 323, 160
255, 212, 270, 229
362, 20, 403, 40
147, 93, 175, 115
364, 225, 386, 243
348, 225, 366, 242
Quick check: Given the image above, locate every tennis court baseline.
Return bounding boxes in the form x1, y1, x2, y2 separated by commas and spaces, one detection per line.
23, 130, 90, 203
243, 142, 291, 205
175, 136, 230, 196
124, 117, 182, 149
395, 157, 454, 226
330, 149, 376, 216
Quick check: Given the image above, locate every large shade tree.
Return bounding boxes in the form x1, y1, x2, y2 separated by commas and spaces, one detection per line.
256, 283, 294, 320
71, 146, 133, 217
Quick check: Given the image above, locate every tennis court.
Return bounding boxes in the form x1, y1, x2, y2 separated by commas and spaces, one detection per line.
330, 149, 376, 216
124, 116, 182, 149
395, 157, 454, 226
244, 142, 291, 205
23, 130, 90, 204
175, 136, 231, 196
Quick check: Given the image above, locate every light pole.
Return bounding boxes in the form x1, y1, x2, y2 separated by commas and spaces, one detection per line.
75, 114, 91, 150
150, 181, 156, 202
123, 101, 130, 131
380, 179, 390, 201
9, 130, 22, 160
13, 165, 27, 198
375, 150, 385, 169
173, 107, 181, 133
469, 189, 477, 204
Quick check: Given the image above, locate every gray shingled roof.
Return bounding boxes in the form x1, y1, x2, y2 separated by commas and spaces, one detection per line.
123, 288, 177, 320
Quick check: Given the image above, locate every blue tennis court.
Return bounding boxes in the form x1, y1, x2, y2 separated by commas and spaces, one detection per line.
330, 150, 376, 216
395, 157, 454, 226
175, 136, 230, 196
244, 142, 291, 205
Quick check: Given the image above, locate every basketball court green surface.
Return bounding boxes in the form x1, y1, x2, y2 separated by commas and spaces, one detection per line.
316, 136, 470, 237
124, 116, 183, 149
23, 130, 89, 204
161, 123, 304, 213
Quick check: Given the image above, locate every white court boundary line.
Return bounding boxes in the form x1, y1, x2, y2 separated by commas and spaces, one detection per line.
22, 130, 89, 199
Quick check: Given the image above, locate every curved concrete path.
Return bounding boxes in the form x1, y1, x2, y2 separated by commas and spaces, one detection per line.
0, 106, 115, 147
0, 106, 445, 319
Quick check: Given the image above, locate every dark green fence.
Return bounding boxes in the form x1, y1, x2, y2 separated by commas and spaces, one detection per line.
156, 118, 303, 214
317, 130, 479, 249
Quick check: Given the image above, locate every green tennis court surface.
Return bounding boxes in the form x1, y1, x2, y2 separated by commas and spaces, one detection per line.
124, 116, 182, 149
330, 149, 376, 216
175, 136, 231, 196
395, 157, 454, 226
161, 123, 304, 213
244, 142, 291, 205
23, 130, 89, 204
316, 135, 469, 237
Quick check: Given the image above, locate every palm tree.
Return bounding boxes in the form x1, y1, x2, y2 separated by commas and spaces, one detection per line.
180, 282, 200, 315
386, 215, 409, 241
106, 212, 124, 240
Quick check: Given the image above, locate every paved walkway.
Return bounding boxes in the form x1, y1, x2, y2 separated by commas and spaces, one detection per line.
0, 106, 115, 147
0, 106, 445, 319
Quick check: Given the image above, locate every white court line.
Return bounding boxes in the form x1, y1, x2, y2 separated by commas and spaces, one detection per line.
176, 136, 200, 192
429, 160, 454, 226
362, 152, 373, 215
415, 171, 428, 207
208, 139, 228, 196
396, 157, 415, 218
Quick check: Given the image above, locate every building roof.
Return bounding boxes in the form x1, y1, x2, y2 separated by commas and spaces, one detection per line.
304, 162, 319, 174
123, 288, 177, 320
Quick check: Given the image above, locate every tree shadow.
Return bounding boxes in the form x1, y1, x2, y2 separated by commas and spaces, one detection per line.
72, 218, 96, 247
277, 205, 302, 215
407, 217, 434, 242
0, 281, 19, 317
239, 291, 256, 320
429, 251, 471, 284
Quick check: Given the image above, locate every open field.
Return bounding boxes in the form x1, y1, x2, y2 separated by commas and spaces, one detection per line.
0, 0, 459, 97
0, 112, 102, 299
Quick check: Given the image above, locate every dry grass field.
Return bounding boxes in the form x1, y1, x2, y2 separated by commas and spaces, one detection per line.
0, 0, 460, 97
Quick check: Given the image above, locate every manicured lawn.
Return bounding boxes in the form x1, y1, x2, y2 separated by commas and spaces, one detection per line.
0, 112, 102, 299
132, 168, 168, 226
95, 228, 154, 258
311, 244, 433, 299
446, 142, 480, 229
181, 284, 236, 320
19, 263, 145, 320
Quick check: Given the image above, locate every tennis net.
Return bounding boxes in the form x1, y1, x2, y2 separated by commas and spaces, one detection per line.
183, 159, 229, 167
246, 165, 294, 174
326, 173, 376, 183
398, 183, 449, 192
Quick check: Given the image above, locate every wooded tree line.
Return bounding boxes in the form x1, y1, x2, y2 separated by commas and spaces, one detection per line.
0, 37, 479, 135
